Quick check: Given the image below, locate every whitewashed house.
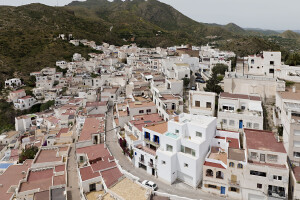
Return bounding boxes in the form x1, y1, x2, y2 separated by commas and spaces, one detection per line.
5, 78, 22, 88
14, 96, 37, 110
189, 91, 216, 116
217, 92, 263, 131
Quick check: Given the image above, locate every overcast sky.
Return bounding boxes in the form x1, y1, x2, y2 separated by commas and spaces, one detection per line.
0, 0, 299, 30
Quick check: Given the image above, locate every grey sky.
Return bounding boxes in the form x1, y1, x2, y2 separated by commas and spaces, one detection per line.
0, 0, 299, 30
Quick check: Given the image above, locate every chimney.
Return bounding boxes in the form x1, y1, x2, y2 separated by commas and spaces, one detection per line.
292, 86, 296, 93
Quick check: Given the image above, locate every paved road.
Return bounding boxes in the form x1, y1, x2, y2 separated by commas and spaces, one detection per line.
105, 107, 226, 200
67, 144, 81, 200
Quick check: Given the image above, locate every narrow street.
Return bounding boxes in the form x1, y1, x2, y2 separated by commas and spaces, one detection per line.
67, 144, 81, 200
105, 107, 226, 200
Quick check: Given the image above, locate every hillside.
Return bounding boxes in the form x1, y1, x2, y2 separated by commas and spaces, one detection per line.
280, 30, 300, 40
0, 0, 297, 88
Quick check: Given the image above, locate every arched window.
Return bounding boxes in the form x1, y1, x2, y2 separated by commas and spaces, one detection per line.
237, 163, 243, 169
206, 169, 213, 177
216, 171, 224, 179
229, 162, 234, 167
251, 59, 255, 64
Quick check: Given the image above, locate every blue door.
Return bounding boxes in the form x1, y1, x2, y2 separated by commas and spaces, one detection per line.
239, 120, 243, 129
221, 186, 225, 194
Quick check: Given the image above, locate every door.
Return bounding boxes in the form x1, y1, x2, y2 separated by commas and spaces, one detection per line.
221, 186, 226, 195
239, 120, 243, 129
152, 168, 155, 176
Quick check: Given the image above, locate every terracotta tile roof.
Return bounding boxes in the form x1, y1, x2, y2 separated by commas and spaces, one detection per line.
245, 129, 286, 153
293, 166, 300, 182
0, 160, 32, 200
100, 167, 123, 188
79, 118, 105, 142
53, 174, 66, 186
55, 164, 65, 172
77, 144, 111, 161
129, 113, 164, 132
34, 149, 61, 164
204, 161, 225, 169
144, 122, 168, 134
220, 92, 261, 101
80, 166, 100, 181
20, 169, 53, 192
56, 128, 69, 138
34, 190, 49, 200
228, 148, 245, 161
12, 89, 25, 94
128, 101, 156, 108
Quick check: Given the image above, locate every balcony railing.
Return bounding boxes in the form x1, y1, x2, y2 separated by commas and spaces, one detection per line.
144, 138, 160, 147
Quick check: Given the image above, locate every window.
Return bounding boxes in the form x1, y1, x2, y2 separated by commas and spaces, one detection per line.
267, 154, 278, 162
269, 68, 274, 73
250, 170, 266, 177
294, 152, 300, 158
270, 61, 274, 65
294, 141, 300, 148
184, 163, 189, 167
216, 171, 224, 179
162, 160, 166, 165
230, 187, 238, 192
181, 145, 196, 157
246, 122, 252, 128
206, 169, 213, 177
195, 101, 200, 107
146, 109, 151, 113
175, 129, 179, 134
166, 144, 173, 152
260, 154, 265, 162
251, 59, 254, 64
241, 104, 246, 110
237, 163, 243, 169
229, 120, 235, 126
196, 131, 202, 137
139, 110, 144, 114
257, 183, 262, 189
273, 175, 282, 180
222, 119, 227, 124
253, 123, 259, 129
206, 102, 212, 108
208, 184, 217, 189
251, 152, 257, 159
229, 162, 234, 167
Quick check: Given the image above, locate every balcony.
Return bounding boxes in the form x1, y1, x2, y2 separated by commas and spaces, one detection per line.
144, 138, 160, 148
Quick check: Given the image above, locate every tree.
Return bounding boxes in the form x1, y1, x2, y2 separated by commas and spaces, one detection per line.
285, 53, 300, 66
26, 75, 36, 87
204, 73, 223, 94
182, 78, 190, 88
40, 100, 55, 111
19, 146, 39, 163
212, 64, 228, 75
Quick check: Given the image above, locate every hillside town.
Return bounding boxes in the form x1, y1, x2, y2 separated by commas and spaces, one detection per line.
1, 36, 300, 200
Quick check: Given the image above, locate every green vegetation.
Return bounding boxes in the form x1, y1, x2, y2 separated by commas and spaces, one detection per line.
204, 73, 223, 94
285, 80, 295, 88
40, 100, 55, 111
212, 64, 228, 75
19, 146, 39, 163
182, 78, 190, 88
285, 53, 300, 66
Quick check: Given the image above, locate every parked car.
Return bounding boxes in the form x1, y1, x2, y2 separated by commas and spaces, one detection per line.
142, 180, 158, 191
195, 78, 205, 83
191, 85, 197, 90
195, 72, 202, 77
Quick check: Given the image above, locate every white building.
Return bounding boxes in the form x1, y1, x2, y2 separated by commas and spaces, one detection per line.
247, 51, 281, 77
217, 92, 263, 131
14, 96, 37, 110
275, 87, 300, 164
5, 78, 22, 88
133, 113, 217, 188
189, 91, 216, 116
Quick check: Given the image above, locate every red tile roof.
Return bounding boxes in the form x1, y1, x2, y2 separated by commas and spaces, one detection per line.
245, 129, 286, 153
100, 167, 123, 188
53, 174, 66, 186
0, 160, 32, 200
129, 113, 164, 131
79, 166, 100, 181
293, 166, 300, 182
20, 168, 53, 192
55, 164, 65, 172
34, 149, 62, 164
204, 161, 226, 169
79, 118, 104, 141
